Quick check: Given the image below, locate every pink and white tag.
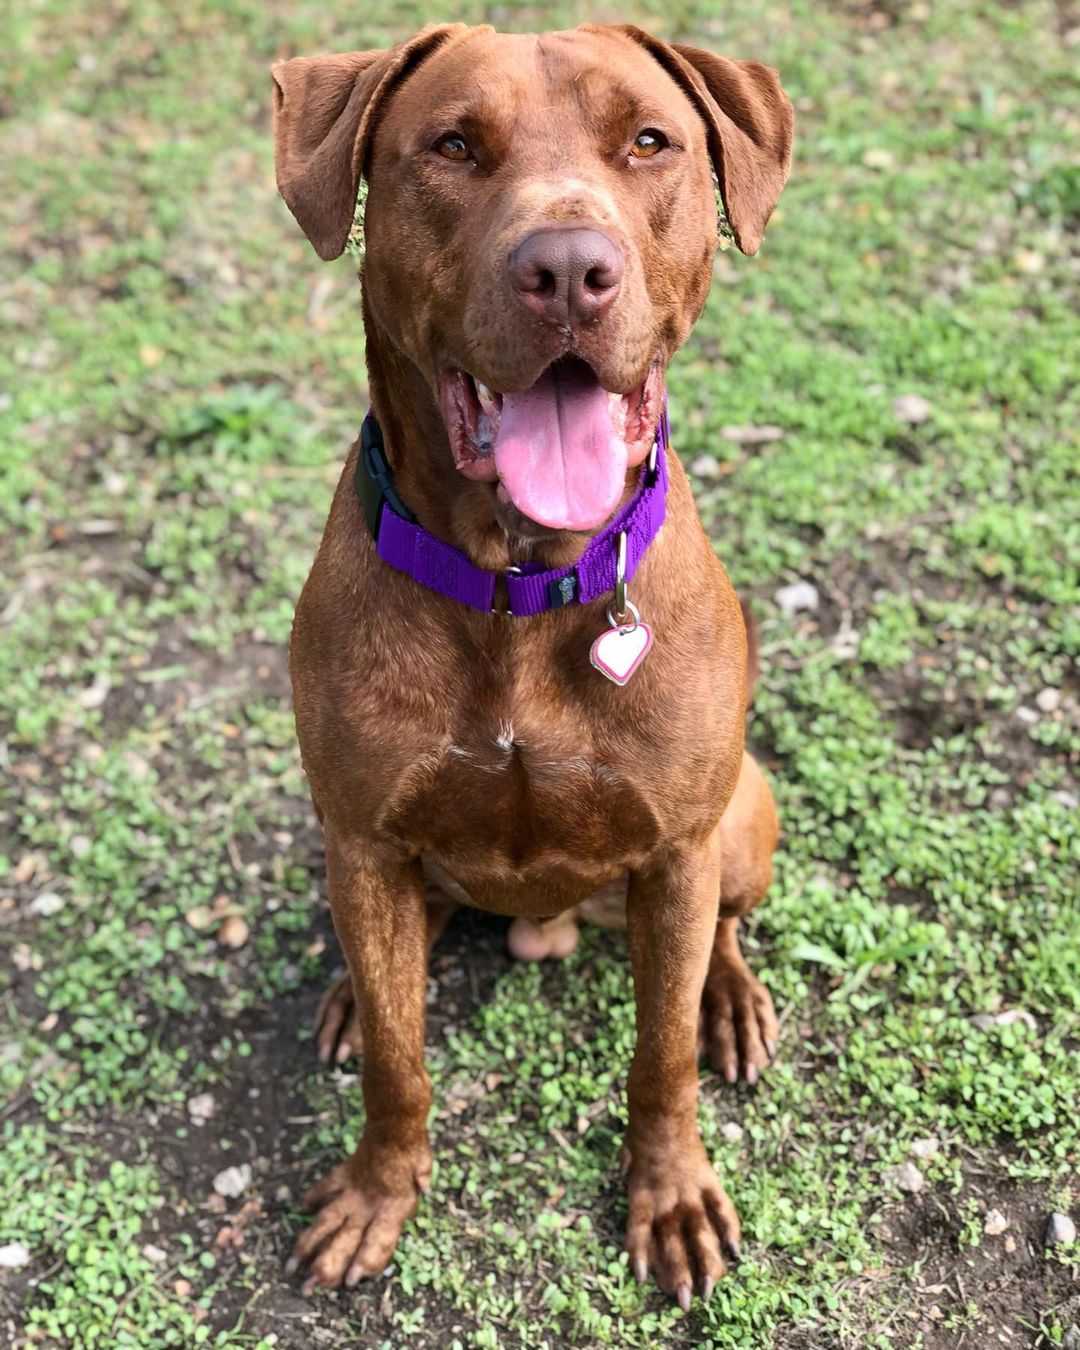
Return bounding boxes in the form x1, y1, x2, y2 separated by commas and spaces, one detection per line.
590, 620, 653, 686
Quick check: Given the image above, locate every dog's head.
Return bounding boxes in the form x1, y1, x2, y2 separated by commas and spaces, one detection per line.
273, 25, 792, 535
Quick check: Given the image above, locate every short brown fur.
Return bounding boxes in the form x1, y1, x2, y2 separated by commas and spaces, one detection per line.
273, 23, 791, 1305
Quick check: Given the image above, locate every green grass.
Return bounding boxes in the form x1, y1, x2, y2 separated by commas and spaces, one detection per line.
1, 0, 1077, 1347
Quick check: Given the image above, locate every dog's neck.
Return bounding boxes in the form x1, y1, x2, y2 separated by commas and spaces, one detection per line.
361, 312, 634, 575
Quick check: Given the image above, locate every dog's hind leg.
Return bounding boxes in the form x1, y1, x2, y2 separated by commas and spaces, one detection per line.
699, 751, 780, 1084
314, 890, 457, 1065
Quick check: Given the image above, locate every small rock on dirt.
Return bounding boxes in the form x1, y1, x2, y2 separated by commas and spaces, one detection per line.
29, 892, 64, 917
1015, 250, 1045, 275
972, 1008, 1037, 1033
122, 750, 151, 781
142, 1243, 167, 1263
76, 674, 111, 710
774, 580, 819, 616
689, 454, 724, 479
187, 1093, 217, 1124
884, 1162, 924, 1194
1046, 1213, 1077, 1246
1035, 687, 1061, 714
721, 1122, 744, 1144
213, 1163, 252, 1199
0, 1242, 31, 1270
12, 945, 37, 973
217, 915, 250, 949
862, 147, 895, 170
984, 1209, 1008, 1235
720, 424, 785, 446
911, 1137, 939, 1161
830, 625, 861, 660
893, 393, 931, 424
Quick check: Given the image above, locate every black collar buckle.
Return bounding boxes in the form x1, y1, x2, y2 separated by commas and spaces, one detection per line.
355, 413, 416, 540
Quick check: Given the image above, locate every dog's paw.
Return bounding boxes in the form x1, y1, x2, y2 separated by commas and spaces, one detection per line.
698, 960, 778, 1085
622, 1143, 741, 1308
286, 1142, 430, 1293
315, 975, 362, 1064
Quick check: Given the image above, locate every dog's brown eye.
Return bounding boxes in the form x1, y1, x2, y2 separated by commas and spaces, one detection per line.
630, 130, 667, 158
435, 133, 470, 161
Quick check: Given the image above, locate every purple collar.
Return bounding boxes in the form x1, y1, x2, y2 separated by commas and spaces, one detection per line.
354, 408, 670, 616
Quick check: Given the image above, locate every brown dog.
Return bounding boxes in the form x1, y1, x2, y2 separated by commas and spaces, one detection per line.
273, 23, 791, 1308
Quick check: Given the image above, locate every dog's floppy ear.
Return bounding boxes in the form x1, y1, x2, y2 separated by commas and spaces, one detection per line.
272, 25, 469, 261
609, 27, 793, 256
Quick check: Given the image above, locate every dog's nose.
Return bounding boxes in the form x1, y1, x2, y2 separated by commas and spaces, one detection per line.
509, 228, 623, 327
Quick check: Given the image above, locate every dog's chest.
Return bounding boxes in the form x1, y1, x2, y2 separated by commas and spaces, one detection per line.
377, 714, 665, 902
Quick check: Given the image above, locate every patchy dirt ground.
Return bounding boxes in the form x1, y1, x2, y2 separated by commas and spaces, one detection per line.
1, 1, 1077, 1347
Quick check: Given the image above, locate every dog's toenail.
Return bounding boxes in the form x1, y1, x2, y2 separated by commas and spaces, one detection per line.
746, 1063, 759, 1085
300, 1274, 320, 1296
677, 1282, 691, 1311
702, 1275, 715, 1301
284, 1255, 298, 1276
764, 1037, 777, 1058
727, 1238, 741, 1262
724, 1062, 737, 1084
631, 1257, 647, 1284
344, 1263, 367, 1287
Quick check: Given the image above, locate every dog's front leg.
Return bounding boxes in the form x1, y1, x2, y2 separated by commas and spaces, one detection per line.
288, 831, 432, 1293
623, 828, 741, 1308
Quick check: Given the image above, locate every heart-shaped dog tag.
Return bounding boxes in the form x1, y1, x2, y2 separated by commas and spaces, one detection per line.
590, 621, 653, 686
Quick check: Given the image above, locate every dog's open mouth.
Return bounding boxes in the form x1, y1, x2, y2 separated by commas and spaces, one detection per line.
439, 356, 663, 533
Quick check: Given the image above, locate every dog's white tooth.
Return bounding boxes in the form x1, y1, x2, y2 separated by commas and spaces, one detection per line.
477, 381, 491, 401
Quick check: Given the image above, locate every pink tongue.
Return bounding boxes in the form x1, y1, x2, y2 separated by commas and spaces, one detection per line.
494, 363, 626, 531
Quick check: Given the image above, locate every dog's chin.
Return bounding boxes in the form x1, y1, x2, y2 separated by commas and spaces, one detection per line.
437, 355, 664, 537
491, 484, 571, 541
